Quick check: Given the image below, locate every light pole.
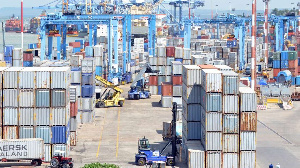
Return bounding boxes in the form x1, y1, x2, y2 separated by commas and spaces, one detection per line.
263, 0, 270, 69
215, 4, 218, 16
251, 0, 257, 90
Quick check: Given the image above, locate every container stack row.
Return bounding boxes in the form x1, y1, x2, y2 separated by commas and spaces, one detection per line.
273, 51, 298, 81
12, 48, 23, 67
4, 45, 14, 66
0, 67, 72, 162
93, 45, 104, 77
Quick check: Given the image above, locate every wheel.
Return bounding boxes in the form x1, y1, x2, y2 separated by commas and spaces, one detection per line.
99, 102, 105, 108
69, 163, 74, 168
50, 158, 59, 167
31, 160, 37, 166
95, 102, 100, 108
119, 101, 124, 107
62, 163, 69, 168
136, 94, 140, 100
137, 158, 145, 166
37, 159, 42, 166
167, 158, 174, 166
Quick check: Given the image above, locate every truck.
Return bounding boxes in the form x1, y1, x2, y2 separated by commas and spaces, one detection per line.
0, 138, 44, 166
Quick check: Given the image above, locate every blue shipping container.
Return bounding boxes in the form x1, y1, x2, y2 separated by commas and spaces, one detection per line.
71, 67, 81, 71
35, 126, 51, 144
95, 66, 103, 76
23, 61, 33, 67
292, 77, 296, 85
73, 47, 81, 53
4, 45, 14, 56
158, 85, 162, 95
295, 76, 300, 86
81, 73, 94, 85
175, 58, 183, 63
281, 51, 288, 60
81, 85, 94, 97
85, 46, 93, 57
273, 60, 280, 68
281, 60, 288, 69
28, 43, 37, 49
51, 126, 67, 144
4, 56, 12, 63
144, 43, 148, 52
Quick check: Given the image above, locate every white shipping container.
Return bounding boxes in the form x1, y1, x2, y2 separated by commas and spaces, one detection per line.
19, 90, 35, 107
3, 108, 18, 126
240, 132, 256, 151
239, 87, 257, 112
13, 48, 22, 59
206, 151, 222, 168
182, 84, 201, 104
81, 58, 95, 73
166, 66, 172, 76
149, 56, 157, 65
35, 108, 50, 126
51, 105, 70, 126
201, 129, 222, 151
81, 98, 94, 111
94, 56, 103, 66
157, 57, 166, 66
223, 95, 239, 114
183, 48, 191, 59
3, 89, 18, 107
240, 151, 256, 168
175, 47, 183, 58
36, 67, 52, 89
172, 97, 182, 106
0, 138, 44, 160
223, 153, 239, 168
70, 55, 83, 66
44, 144, 51, 162
200, 110, 222, 132
172, 61, 182, 75
223, 134, 239, 153
3, 67, 24, 88
184, 141, 205, 168
182, 65, 201, 86
51, 67, 71, 89
71, 70, 81, 84
201, 69, 222, 92
19, 108, 34, 126
19, 67, 36, 89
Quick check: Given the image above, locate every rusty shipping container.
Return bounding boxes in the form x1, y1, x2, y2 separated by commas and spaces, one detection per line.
223, 134, 239, 153
161, 82, 173, 96
3, 126, 19, 139
240, 112, 257, 131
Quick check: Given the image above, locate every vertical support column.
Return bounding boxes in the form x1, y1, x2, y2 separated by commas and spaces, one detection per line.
40, 20, 46, 61
149, 15, 156, 56
89, 24, 93, 46
62, 24, 67, 60
239, 20, 245, 70
217, 23, 219, 39
179, 3, 182, 23
57, 24, 61, 60
251, 0, 257, 90
279, 20, 284, 51
21, 0, 23, 50
127, 15, 132, 60
184, 20, 191, 49
275, 22, 279, 52
48, 36, 53, 60
108, 19, 113, 81
122, 16, 127, 74
234, 27, 239, 39
113, 19, 118, 65
94, 25, 97, 46
264, 0, 269, 69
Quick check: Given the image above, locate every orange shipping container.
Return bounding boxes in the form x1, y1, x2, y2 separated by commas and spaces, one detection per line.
69, 42, 81, 48
149, 76, 158, 86
161, 82, 173, 96
166, 46, 175, 57
70, 101, 78, 117
198, 65, 217, 69
172, 75, 182, 85
288, 59, 298, 68
240, 112, 257, 131
273, 69, 280, 77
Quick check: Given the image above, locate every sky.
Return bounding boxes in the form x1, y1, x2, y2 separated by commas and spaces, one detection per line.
0, 0, 298, 10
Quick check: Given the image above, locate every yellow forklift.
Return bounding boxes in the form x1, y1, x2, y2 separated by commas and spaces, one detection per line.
95, 75, 125, 108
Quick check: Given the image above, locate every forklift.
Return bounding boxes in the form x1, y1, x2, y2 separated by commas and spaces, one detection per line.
135, 103, 179, 167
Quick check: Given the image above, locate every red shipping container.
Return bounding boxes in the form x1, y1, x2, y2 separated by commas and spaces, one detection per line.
161, 82, 173, 96
172, 75, 182, 85
198, 65, 217, 69
70, 101, 78, 117
273, 69, 280, 77
69, 42, 81, 48
288, 59, 298, 68
23, 51, 33, 61
84, 42, 89, 47
149, 76, 158, 86
166, 46, 175, 57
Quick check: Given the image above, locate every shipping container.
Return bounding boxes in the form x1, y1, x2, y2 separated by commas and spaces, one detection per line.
81, 97, 94, 111
200, 88, 222, 112
172, 97, 182, 105
173, 85, 182, 97
185, 141, 205, 168
3, 108, 18, 126
166, 57, 175, 66
223, 153, 239, 168
157, 46, 166, 57
182, 101, 201, 122
52, 126, 67, 144
239, 87, 257, 112
81, 111, 93, 123
183, 48, 191, 59
19, 108, 34, 126
206, 151, 222, 168
51, 106, 70, 126
69, 86, 77, 103
19, 89, 35, 107
71, 70, 81, 84
149, 56, 158, 65
157, 57, 166, 66
223, 134, 239, 153
3, 126, 18, 139
0, 138, 44, 160
35, 108, 50, 126
52, 144, 69, 157
81, 58, 95, 73
161, 96, 172, 108
175, 47, 183, 58
44, 144, 52, 162
182, 84, 201, 104
51, 67, 70, 89
51, 89, 67, 107
36, 89, 50, 107
222, 71, 239, 95
166, 66, 172, 76
223, 95, 239, 114
81, 85, 94, 98
157, 76, 166, 85
172, 76, 182, 85
182, 65, 201, 86
149, 86, 158, 95
240, 132, 256, 151
201, 69, 222, 92
240, 112, 257, 131
70, 55, 83, 67
70, 117, 77, 132
36, 67, 52, 89
223, 114, 239, 133
70, 131, 77, 146
3, 89, 18, 107
201, 128, 222, 151
149, 76, 158, 86
161, 82, 173, 96
172, 61, 182, 75
182, 117, 201, 140
35, 126, 51, 144
240, 151, 256, 168
19, 67, 36, 89
200, 110, 222, 132
3, 67, 24, 88
81, 73, 94, 85
70, 102, 78, 117
19, 126, 34, 138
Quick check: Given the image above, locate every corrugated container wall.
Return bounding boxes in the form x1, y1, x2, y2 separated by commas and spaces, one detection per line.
185, 142, 205, 168
223, 153, 239, 168
3, 67, 24, 88
19, 126, 34, 138
223, 95, 239, 114
35, 108, 50, 126
51, 67, 70, 89
200, 110, 222, 131
240, 151, 256, 168
240, 112, 257, 131
222, 71, 239, 95
201, 69, 222, 92
182, 102, 201, 121
51, 89, 67, 107
206, 151, 222, 168
223, 114, 239, 133
36, 67, 51, 88
182, 65, 201, 86
182, 84, 201, 104
200, 88, 222, 112
52, 106, 70, 126
35, 126, 51, 144
182, 118, 201, 140
19, 108, 34, 126
36, 89, 50, 107
201, 130, 222, 151
19, 89, 35, 107
3, 126, 18, 139
19, 67, 36, 89
223, 134, 239, 152
3, 108, 18, 125
239, 87, 257, 112
44, 144, 52, 162
240, 132, 256, 151
51, 126, 67, 144
3, 89, 18, 107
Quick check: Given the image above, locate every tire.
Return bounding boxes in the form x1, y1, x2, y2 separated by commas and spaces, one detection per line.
119, 101, 124, 107
95, 102, 100, 108
50, 158, 59, 167
137, 158, 145, 166
167, 158, 174, 166
99, 102, 105, 108
69, 163, 74, 168
31, 160, 37, 166
136, 95, 140, 100
62, 163, 69, 168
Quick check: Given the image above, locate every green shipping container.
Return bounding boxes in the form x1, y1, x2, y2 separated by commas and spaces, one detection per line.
288, 51, 297, 60
273, 52, 281, 60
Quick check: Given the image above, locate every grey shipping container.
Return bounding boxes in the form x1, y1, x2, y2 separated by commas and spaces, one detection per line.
200, 88, 222, 112
51, 89, 67, 107
35, 108, 50, 125
240, 151, 256, 168
3, 89, 18, 107
81, 111, 93, 124
19, 89, 35, 107
223, 134, 239, 153
171, 61, 182, 75
223, 114, 239, 133
19, 126, 34, 138
240, 132, 256, 151
223, 95, 239, 114
200, 128, 222, 151
35, 126, 51, 144
182, 84, 201, 104
201, 69, 222, 92
81, 97, 94, 111
44, 144, 52, 162
161, 96, 172, 108
51, 105, 70, 126
19, 108, 34, 126
182, 65, 201, 86
70, 117, 77, 132
173, 85, 182, 97
166, 66, 172, 76
81, 58, 95, 73
3, 108, 18, 126
36, 89, 50, 107
206, 151, 222, 168
239, 87, 257, 112
200, 110, 222, 131
36, 67, 51, 89
223, 153, 239, 168
51, 67, 70, 89
182, 117, 201, 140
222, 71, 239, 95
71, 70, 81, 84
184, 141, 205, 168
19, 67, 36, 89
